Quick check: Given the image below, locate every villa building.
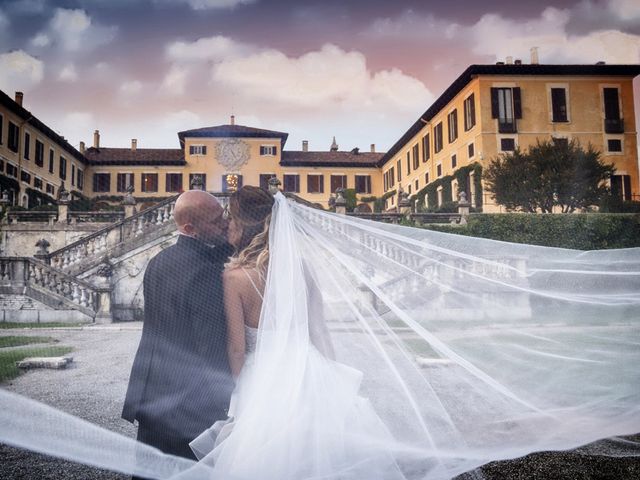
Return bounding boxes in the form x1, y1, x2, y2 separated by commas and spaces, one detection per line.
1, 60, 639, 212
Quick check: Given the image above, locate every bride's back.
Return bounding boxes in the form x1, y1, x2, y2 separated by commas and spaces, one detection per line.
223, 266, 264, 330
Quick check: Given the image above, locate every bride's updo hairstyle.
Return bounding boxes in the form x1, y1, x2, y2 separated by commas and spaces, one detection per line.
226, 185, 274, 271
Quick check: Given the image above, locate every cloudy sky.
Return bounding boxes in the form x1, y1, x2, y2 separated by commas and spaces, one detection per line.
0, 0, 639, 153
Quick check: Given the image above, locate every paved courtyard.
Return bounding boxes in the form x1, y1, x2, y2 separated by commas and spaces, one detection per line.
0, 324, 638, 480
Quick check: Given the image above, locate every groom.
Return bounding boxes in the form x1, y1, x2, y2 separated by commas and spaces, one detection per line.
122, 190, 234, 463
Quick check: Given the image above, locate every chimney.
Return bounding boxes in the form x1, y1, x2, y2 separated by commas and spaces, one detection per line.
15, 92, 23, 107
370, 144, 375, 153
530, 47, 539, 65
79, 141, 85, 153
506, 56, 513, 65
93, 130, 100, 149
131, 139, 137, 151
514, 59, 522, 65
230, 115, 235, 126
302, 140, 308, 152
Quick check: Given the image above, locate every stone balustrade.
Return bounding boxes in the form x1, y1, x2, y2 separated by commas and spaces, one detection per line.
69, 211, 125, 223
0, 257, 103, 317
6, 211, 58, 225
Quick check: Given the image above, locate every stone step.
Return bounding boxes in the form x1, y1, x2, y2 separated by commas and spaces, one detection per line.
16, 356, 74, 370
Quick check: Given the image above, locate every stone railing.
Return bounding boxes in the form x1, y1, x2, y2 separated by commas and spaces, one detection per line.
347, 212, 405, 224
45, 195, 180, 272
69, 211, 125, 223
348, 211, 462, 225
0, 257, 107, 319
6, 211, 58, 225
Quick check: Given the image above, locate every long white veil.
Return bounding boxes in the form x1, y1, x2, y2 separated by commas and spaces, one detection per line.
1, 192, 639, 479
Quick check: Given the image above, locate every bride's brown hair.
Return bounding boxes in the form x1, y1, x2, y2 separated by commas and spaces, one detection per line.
226, 186, 274, 272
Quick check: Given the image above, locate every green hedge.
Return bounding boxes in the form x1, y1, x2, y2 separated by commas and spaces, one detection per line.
423, 213, 640, 250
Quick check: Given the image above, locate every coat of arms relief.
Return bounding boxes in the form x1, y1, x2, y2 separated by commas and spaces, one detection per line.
215, 138, 251, 171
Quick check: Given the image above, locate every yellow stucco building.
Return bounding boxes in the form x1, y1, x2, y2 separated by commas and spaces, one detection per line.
379, 62, 640, 212
1, 62, 639, 212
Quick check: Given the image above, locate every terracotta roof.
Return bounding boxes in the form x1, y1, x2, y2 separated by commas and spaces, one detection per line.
84, 147, 185, 166
281, 150, 383, 168
178, 124, 289, 147
0, 89, 86, 164
379, 63, 640, 167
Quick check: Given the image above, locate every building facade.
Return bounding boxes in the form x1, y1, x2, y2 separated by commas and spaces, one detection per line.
379, 62, 640, 212
1, 61, 639, 212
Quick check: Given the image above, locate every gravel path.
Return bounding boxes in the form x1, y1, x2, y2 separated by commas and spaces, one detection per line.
0, 324, 638, 480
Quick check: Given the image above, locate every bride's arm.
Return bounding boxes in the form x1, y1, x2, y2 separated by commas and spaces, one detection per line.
223, 269, 246, 378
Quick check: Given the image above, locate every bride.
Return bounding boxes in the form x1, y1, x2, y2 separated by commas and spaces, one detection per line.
0, 185, 638, 479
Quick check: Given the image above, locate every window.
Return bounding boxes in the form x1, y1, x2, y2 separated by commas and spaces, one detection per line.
501, 138, 516, 151
8, 122, 18, 152
141, 173, 158, 193
222, 174, 242, 192
189, 145, 207, 155
330, 175, 347, 193
607, 139, 622, 153
117, 173, 134, 192
307, 174, 324, 194
447, 109, 458, 143
0, 113, 3, 144
412, 144, 419, 170
24, 132, 31, 160
434, 122, 443, 153
59, 156, 67, 180
553, 137, 569, 148
464, 94, 476, 131
383, 171, 388, 191
414, 179, 419, 191
6, 163, 17, 177
389, 167, 395, 187
468, 143, 475, 158
189, 173, 207, 190
355, 175, 371, 194
425, 172, 430, 184
71, 165, 75, 186
408, 185, 412, 194
0, 160, 3, 172
437, 164, 442, 177
491, 87, 521, 133
77, 169, 84, 190
406, 151, 411, 176
259, 174, 276, 191
283, 174, 300, 193
260, 145, 277, 156
611, 174, 631, 201
21, 171, 31, 184
551, 88, 568, 122
93, 173, 111, 193
49, 149, 54, 173
422, 134, 430, 162
396, 160, 402, 181
34, 177, 43, 190
46, 183, 55, 196
166, 173, 183, 192
451, 155, 457, 169
35, 140, 44, 167
603, 88, 623, 133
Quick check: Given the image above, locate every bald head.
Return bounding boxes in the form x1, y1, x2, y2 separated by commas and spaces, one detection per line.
174, 190, 227, 245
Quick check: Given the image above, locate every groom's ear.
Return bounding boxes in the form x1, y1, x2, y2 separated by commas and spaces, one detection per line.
182, 222, 196, 236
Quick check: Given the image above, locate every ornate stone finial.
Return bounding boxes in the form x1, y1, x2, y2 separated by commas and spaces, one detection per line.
35, 238, 50, 256
0, 190, 10, 206
330, 136, 339, 152
335, 188, 347, 207
190, 174, 204, 191
57, 182, 70, 204
122, 184, 136, 206
328, 194, 336, 209
458, 191, 468, 204
268, 176, 281, 195
398, 189, 411, 207
96, 256, 114, 279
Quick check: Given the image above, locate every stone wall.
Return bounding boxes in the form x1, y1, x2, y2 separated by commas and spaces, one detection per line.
1, 223, 104, 257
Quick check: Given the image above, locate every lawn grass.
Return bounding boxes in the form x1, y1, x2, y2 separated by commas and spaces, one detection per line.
0, 346, 73, 383
0, 322, 87, 329
0, 336, 58, 348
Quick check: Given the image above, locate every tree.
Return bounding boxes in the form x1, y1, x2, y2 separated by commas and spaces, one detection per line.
484, 139, 615, 213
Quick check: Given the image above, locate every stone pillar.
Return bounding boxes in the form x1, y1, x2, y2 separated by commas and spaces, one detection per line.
56, 182, 70, 224
95, 289, 113, 324
398, 190, 411, 218
121, 185, 136, 218
457, 191, 470, 225
0, 190, 10, 224
335, 188, 347, 215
